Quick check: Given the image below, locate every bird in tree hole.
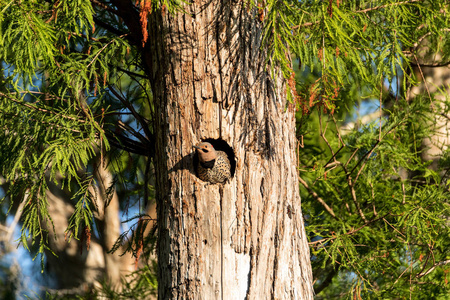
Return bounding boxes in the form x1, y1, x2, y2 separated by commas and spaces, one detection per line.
193, 142, 231, 184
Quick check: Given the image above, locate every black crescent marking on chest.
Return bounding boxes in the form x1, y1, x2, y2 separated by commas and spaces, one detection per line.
200, 159, 215, 169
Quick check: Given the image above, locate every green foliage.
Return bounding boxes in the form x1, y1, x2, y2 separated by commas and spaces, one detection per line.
97, 263, 158, 300
0, 0, 152, 274
264, 0, 449, 110
300, 96, 450, 298
38, 262, 158, 299
0, 0, 449, 299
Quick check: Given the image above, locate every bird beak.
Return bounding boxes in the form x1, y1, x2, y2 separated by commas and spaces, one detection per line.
193, 145, 201, 150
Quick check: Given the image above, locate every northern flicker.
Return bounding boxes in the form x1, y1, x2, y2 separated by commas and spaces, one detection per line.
193, 142, 231, 184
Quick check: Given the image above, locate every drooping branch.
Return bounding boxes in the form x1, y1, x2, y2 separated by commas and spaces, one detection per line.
293, 0, 426, 29
356, 0, 424, 13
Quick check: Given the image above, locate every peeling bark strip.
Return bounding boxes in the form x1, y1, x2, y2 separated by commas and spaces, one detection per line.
147, 1, 314, 299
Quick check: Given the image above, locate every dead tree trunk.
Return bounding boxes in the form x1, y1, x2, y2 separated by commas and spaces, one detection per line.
147, 2, 314, 299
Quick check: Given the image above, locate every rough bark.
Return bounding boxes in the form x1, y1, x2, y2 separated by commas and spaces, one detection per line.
147, 1, 314, 299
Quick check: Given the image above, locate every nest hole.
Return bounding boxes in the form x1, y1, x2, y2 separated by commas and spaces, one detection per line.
193, 138, 236, 179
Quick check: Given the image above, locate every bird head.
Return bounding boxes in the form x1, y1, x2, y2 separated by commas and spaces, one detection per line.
193, 142, 217, 162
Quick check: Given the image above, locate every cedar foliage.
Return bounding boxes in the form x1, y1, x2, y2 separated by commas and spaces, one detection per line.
299, 97, 450, 299
0, 0, 448, 298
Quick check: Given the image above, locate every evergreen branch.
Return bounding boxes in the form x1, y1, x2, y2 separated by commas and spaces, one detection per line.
104, 130, 149, 157
349, 140, 381, 176
331, 115, 345, 147
309, 213, 389, 246
293, 0, 425, 29
416, 242, 434, 279
17, 91, 63, 100
414, 28, 450, 49
295, 21, 319, 29
356, 0, 424, 13
353, 140, 379, 184
413, 53, 435, 112
299, 176, 338, 219
68, 31, 103, 42
390, 252, 413, 289
345, 148, 359, 168
347, 175, 368, 223
0, 92, 87, 123
323, 146, 345, 170
86, 34, 129, 69
382, 217, 406, 239
1, 112, 82, 134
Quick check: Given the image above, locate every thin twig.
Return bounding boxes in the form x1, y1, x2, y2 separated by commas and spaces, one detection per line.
383, 217, 406, 238
319, 113, 335, 157
331, 114, 345, 147
417, 260, 450, 278
413, 53, 435, 112
345, 148, 359, 168
379, 77, 383, 141
299, 176, 338, 219
349, 140, 380, 176
369, 182, 377, 216
86, 33, 129, 69
348, 177, 367, 223
353, 140, 379, 184
417, 243, 434, 279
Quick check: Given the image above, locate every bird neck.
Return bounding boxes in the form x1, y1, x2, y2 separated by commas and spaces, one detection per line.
200, 159, 216, 169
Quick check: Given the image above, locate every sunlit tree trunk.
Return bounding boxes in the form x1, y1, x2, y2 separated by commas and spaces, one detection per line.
147, 1, 314, 299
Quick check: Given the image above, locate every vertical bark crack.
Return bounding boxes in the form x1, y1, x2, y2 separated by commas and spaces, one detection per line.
272, 199, 280, 299
219, 185, 224, 300
215, 2, 225, 299
215, 0, 225, 140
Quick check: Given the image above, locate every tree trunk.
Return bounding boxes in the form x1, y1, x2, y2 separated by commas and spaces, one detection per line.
409, 53, 450, 171
43, 157, 134, 291
147, 1, 313, 299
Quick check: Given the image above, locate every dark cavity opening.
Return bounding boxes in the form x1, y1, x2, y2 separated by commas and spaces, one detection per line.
193, 138, 236, 178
